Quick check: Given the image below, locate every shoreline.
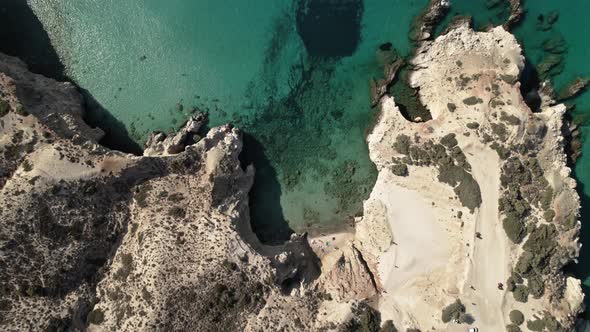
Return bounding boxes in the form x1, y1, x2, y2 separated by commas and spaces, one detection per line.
1, 0, 590, 330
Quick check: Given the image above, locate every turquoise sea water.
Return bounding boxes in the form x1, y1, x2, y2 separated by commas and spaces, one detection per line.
28, 0, 428, 241
27, 0, 590, 298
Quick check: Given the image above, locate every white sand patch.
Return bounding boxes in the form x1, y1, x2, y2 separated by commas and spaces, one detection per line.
373, 172, 450, 290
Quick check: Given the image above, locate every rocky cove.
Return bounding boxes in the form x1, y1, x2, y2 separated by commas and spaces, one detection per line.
1, 0, 590, 331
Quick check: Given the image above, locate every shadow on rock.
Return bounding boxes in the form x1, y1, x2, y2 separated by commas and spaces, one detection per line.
239, 132, 293, 245
0, 1, 143, 155
0, 0, 65, 80
566, 178, 590, 318
520, 57, 542, 111
80, 88, 143, 154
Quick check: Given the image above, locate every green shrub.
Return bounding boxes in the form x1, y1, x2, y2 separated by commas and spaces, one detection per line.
168, 206, 186, 219
466, 122, 480, 129
506, 324, 521, 332
563, 215, 578, 230
506, 276, 516, 292
341, 302, 381, 332
22, 159, 33, 172
491, 122, 509, 140
167, 192, 184, 203
513, 285, 529, 303
503, 216, 525, 244
87, 308, 105, 325
440, 133, 458, 147
394, 135, 411, 155
500, 74, 517, 84
409, 146, 430, 165
514, 252, 534, 277
500, 111, 521, 125
450, 146, 468, 167
114, 253, 134, 281
523, 224, 557, 259
441, 299, 466, 323
540, 187, 553, 210
509, 310, 524, 325
391, 163, 408, 177
454, 175, 482, 212
491, 142, 511, 159
543, 209, 555, 222
447, 103, 457, 112
463, 96, 483, 105
380, 320, 398, 332
0, 98, 10, 117
528, 275, 544, 299
526, 318, 545, 332
541, 314, 565, 332
15, 105, 28, 116
135, 183, 152, 208
438, 164, 481, 212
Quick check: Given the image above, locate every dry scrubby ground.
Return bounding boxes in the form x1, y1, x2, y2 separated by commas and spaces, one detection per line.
0, 6, 585, 332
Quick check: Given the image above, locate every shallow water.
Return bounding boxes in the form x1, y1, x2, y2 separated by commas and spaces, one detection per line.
19, 0, 590, 322
28, 0, 427, 242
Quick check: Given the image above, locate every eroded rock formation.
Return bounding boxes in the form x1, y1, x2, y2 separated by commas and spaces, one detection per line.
353, 22, 583, 331
0, 52, 340, 331
0, 11, 585, 332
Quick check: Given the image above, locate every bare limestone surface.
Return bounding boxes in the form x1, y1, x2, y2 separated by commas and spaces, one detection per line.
352, 23, 583, 331
0, 52, 344, 332
0, 18, 585, 332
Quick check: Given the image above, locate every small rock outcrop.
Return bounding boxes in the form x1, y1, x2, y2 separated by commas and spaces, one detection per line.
409, 0, 450, 42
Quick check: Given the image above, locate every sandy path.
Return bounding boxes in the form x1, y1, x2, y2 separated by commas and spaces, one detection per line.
462, 145, 509, 329
372, 171, 451, 297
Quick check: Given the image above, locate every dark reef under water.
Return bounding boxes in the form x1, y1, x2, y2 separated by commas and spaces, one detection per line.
7, 1, 590, 319
295, 0, 363, 58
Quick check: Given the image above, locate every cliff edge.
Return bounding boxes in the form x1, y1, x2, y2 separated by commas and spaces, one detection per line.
352, 23, 583, 331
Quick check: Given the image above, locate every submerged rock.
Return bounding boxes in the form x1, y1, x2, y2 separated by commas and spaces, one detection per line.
503, 0, 524, 30
558, 77, 589, 101
143, 112, 206, 156
409, 0, 450, 42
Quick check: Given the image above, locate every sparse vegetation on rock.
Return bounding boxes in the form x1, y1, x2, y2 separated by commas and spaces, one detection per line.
500, 111, 521, 126
380, 320, 398, 332
0, 98, 10, 117
441, 299, 467, 323
513, 285, 529, 303
506, 324, 522, 332
503, 215, 525, 244
463, 96, 483, 105
391, 163, 409, 177
87, 308, 105, 325
341, 302, 382, 332
509, 309, 524, 326
394, 134, 411, 155
440, 133, 458, 147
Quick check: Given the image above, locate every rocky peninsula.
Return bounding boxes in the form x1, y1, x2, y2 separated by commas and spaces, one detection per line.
0, 7, 585, 332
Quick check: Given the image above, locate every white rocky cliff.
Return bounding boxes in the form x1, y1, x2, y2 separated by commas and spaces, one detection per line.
351, 23, 583, 331
0, 12, 585, 332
